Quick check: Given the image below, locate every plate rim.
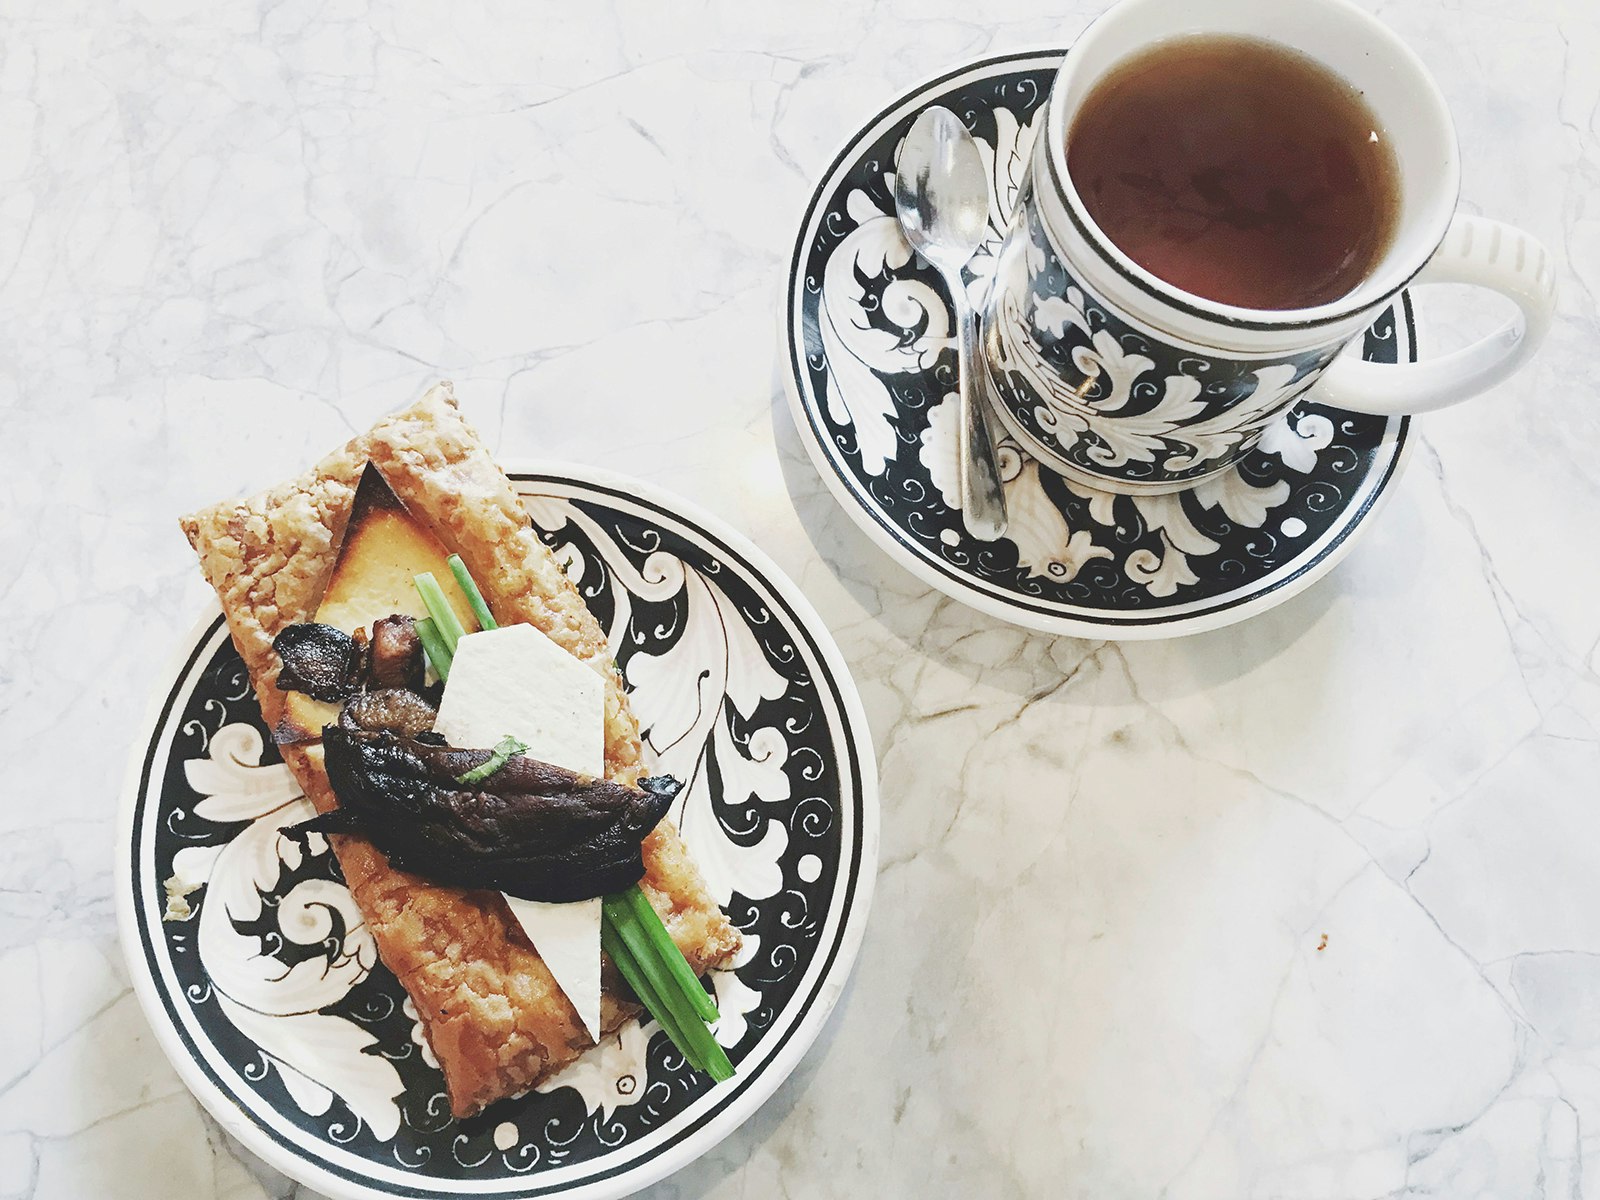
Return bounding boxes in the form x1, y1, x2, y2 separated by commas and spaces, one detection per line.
115, 459, 881, 1200
780, 46, 1415, 641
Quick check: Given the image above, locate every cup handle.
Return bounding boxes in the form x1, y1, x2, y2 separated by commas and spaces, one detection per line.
1313, 214, 1557, 417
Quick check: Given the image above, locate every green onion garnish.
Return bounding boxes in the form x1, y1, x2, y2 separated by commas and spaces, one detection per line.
448, 554, 498, 632
456, 735, 528, 785
619, 885, 719, 1023
602, 891, 733, 1081
602, 896, 714, 1072
414, 616, 454, 680
414, 572, 468, 653
600, 918, 705, 1071
698, 1020, 735, 1082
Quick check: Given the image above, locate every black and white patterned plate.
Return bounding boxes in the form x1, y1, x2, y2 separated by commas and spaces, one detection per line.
783, 49, 1416, 639
117, 465, 878, 1200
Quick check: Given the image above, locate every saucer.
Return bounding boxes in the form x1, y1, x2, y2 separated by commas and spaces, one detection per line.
782, 49, 1414, 640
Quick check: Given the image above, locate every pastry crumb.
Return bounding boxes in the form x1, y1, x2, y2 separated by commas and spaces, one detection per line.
162, 873, 201, 921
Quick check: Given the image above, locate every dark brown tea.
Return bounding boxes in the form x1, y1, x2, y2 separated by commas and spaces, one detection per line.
1066, 34, 1401, 310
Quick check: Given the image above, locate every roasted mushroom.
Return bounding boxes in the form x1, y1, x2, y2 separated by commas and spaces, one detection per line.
273, 623, 366, 702
338, 688, 439, 739
368, 614, 425, 690
302, 727, 681, 903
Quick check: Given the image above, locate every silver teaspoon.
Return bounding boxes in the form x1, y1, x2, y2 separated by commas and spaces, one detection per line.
893, 105, 1008, 542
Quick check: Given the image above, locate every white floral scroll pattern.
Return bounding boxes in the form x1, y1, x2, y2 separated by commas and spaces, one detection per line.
524, 495, 792, 910
170, 723, 404, 1141
817, 189, 951, 477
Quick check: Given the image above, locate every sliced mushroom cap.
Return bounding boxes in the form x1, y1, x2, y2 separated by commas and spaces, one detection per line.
338, 688, 440, 738
273, 623, 365, 702
307, 728, 681, 903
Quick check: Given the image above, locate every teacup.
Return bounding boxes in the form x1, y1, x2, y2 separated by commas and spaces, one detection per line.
980, 0, 1557, 496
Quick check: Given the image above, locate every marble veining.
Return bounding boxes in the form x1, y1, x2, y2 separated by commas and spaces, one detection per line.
2, 0, 1598, 1197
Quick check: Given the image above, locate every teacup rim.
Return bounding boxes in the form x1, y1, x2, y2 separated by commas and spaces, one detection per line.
1043, 0, 1462, 332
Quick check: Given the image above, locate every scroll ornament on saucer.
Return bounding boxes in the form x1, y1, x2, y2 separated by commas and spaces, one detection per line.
980, 0, 1557, 496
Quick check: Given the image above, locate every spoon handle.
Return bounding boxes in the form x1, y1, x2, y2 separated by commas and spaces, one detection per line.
954, 290, 1008, 541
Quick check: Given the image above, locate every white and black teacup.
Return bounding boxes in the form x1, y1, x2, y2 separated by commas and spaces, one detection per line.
981, 0, 1557, 496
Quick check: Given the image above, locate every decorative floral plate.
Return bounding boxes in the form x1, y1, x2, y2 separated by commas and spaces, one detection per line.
117, 466, 878, 1200
783, 49, 1416, 639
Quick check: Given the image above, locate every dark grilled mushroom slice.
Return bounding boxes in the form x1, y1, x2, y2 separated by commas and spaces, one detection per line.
273, 623, 367, 702
302, 727, 681, 903
338, 688, 439, 738
368, 614, 425, 691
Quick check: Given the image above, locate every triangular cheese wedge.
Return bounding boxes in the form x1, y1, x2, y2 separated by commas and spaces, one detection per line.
504, 897, 603, 1042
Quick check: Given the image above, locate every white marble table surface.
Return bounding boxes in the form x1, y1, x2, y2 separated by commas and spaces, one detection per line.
5, 0, 1598, 1196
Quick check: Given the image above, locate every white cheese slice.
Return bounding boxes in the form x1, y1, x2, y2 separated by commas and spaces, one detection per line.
504, 896, 602, 1040
433, 626, 605, 777
435, 624, 606, 1041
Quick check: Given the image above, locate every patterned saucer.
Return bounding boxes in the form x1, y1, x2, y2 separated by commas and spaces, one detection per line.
783, 49, 1415, 639
117, 465, 878, 1200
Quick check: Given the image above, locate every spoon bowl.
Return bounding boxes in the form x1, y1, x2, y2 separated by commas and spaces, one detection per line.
894, 108, 992, 273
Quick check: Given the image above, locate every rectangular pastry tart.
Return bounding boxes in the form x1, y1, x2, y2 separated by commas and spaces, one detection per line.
181, 383, 741, 1117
